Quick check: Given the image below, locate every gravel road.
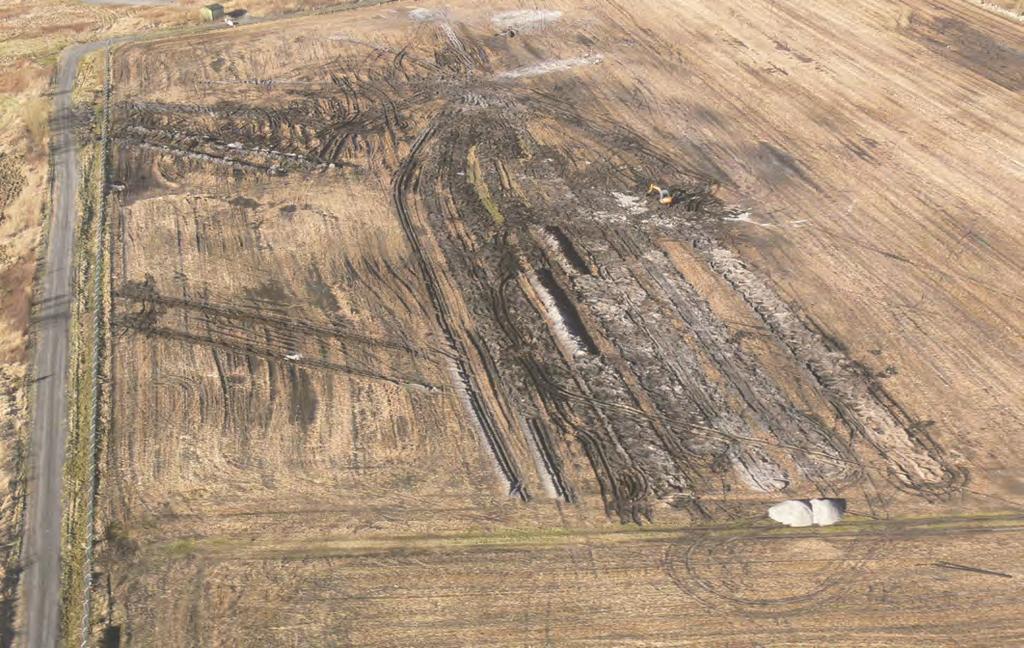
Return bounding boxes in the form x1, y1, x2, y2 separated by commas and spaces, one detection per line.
20, 40, 111, 648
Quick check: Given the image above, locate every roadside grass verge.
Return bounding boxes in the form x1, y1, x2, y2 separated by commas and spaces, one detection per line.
59, 49, 106, 648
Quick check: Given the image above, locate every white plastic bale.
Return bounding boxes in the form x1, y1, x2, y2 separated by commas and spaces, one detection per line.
810, 498, 845, 526
767, 500, 814, 527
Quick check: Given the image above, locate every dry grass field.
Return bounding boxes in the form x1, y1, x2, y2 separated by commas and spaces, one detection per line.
83, 0, 1024, 645
0, 1, 375, 639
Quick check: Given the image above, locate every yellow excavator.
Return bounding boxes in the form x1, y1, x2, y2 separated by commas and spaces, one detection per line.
646, 183, 684, 206
647, 181, 720, 211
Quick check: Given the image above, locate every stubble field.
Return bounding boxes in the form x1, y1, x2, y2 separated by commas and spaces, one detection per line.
92, 1, 1024, 645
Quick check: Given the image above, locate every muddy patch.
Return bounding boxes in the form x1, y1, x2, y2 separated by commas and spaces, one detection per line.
286, 365, 318, 430
244, 279, 290, 307
907, 15, 1024, 92
747, 142, 821, 192
229, 196, 261, 210
306, 264, 339, 314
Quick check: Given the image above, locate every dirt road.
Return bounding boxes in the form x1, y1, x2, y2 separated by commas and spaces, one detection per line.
19, 39, 111, 648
